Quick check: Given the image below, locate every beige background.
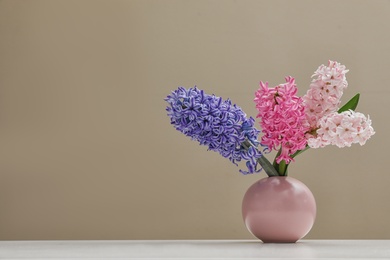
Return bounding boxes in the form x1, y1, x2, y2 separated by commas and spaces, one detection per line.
0, 0, 388, 240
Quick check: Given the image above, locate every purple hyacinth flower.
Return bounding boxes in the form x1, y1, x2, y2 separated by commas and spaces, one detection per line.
165, 86, 265, 174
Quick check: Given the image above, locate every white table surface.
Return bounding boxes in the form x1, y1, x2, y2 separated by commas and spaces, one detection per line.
0, 240, 389, 259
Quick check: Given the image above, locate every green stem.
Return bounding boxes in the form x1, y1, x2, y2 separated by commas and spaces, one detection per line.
278, 160, 287, 176
273, 147, 288, 176
273, 144, 310, 176
291, 145, 310, 159
272, 149, 282, 172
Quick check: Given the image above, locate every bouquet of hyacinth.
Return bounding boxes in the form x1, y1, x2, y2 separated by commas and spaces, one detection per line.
165, 61, 375, 176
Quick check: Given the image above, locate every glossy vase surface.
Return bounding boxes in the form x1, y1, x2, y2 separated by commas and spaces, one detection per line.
242, 176, 316, 243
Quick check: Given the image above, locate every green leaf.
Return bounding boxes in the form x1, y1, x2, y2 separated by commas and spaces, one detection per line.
278, 160, 288, 176
257, 156, 279, 177
241, 139, 279, 177
338, 93, 360, 113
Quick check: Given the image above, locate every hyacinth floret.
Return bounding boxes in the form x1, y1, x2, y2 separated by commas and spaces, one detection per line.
165, 86, 264, 174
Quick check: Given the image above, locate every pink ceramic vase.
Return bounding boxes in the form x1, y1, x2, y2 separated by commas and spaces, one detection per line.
242, 176, 316, 243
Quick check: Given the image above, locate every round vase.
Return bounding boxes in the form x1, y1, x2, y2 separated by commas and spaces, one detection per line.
242, 176, 316, 243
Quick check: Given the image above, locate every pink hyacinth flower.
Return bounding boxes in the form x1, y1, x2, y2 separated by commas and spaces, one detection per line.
307, 110, 375, 149
303, 60, 349, 131
255, 76, 310, 164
